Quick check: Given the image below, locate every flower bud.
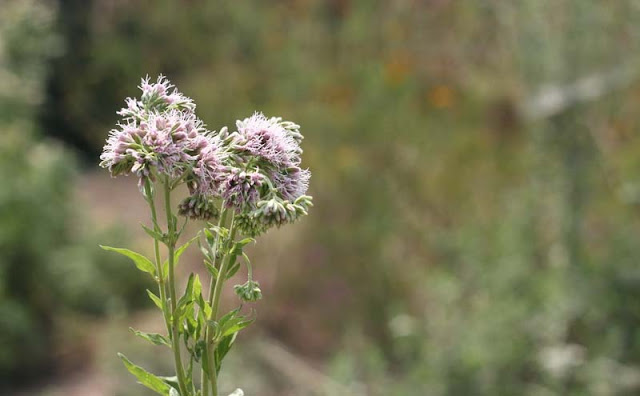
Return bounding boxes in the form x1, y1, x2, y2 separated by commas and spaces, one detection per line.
178, 194, 219, 221
234, 280, 262, 302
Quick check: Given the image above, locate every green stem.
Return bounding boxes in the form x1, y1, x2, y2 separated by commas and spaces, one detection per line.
207, 213, 237, 396
207, 208, 229, 306
202, 370, 209, 396
163, 178, 188, 396
143, 179, 171, 334
210, 368, 218, 396
201, 206, 228, 396
246, 255, 254, 281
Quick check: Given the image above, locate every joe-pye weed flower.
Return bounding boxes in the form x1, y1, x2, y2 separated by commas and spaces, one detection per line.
99, 75, 312, 396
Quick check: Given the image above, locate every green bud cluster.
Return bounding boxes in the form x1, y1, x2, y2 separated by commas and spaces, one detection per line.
178, 194, 219, 221
236, 195, 313, 237
234, 280, 262, 302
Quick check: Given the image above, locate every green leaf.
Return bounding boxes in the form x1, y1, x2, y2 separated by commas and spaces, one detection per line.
141, 223, 165, 242
130, 328, 170, 347
217, 308, 240, 329
236, 237, 256, 248
200, 344, 211, 382
174, 301, 194, 327
118, 353, 171, 395
220, 317, 254, 338
225, 260, 241, 280
204, 228, 215, 245
146, 289, 163, 310
214, 332, 237, 374
194, 340, 207, 361
177, 273, 195, 310
184, 302, 198, 337
100, 246, 156, 277
217, 308, 254, 339
176, 216, 188, 238
207, 225, 229, 240
196, 294, 212, 321
230, 237, 255, 255
207, 320, 220, 338
203, 259, 218, 278
198, 238, 212, 261
210, 308, 254, 340
175, 235, 199, 263
192, 274, 202, 300
174, 274, 196, 325
160, 376, 180, 390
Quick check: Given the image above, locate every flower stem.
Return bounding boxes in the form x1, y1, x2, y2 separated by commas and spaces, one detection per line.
163, 178, 188, 396
201, 205, 228, 396
143, 179, 171, 334
207, 213, 237, 396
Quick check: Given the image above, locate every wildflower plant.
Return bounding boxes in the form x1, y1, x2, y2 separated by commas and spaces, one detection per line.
99, 76, 312, 396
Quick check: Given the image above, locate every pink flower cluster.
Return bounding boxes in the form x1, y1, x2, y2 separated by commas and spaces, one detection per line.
229, 113, 310, 201
100, 76, 224, 194
100, 75, 312, 229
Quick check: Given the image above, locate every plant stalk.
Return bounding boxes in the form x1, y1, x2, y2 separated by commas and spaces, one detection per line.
163, 178, 188, 396
144, 179, 171, 334
201, 206, 228, 396
207, 213, 237, 396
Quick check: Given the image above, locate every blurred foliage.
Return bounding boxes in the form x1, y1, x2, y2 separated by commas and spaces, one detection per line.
0, 0, 150, 387
26, 0, 640, 394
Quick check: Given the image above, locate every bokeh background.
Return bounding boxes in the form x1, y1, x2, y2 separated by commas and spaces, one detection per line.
4, 0, 640, 395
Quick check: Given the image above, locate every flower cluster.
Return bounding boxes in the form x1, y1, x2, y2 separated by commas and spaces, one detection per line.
99, 76, 222, 191
118, 75, 196, 120
100, 75, 312, 229
223, 113, 313, 235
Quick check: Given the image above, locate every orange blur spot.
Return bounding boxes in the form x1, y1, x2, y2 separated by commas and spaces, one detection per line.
428, 85, 455, 109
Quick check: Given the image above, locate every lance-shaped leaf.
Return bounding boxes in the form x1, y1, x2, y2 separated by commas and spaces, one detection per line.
202, 257, 219, 279
175, 235, 199, 262
215, 332, 237, 374
195, 285, 212, 320
221, 317, 254, 338
206, 225, 229, 241
118, 353, 171, 395
100, 246, 156, 277
174, 273, 197, 324
234, 237, 255, 251
130, 328, 170, 347
225, 259, 241, 280
146, 289, 163, 310
177, 273, 196, 310
141, 223, 166, 242
209, 309, 254, 340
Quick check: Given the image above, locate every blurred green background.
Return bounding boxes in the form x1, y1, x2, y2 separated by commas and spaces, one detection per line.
4, 0, 640, 395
